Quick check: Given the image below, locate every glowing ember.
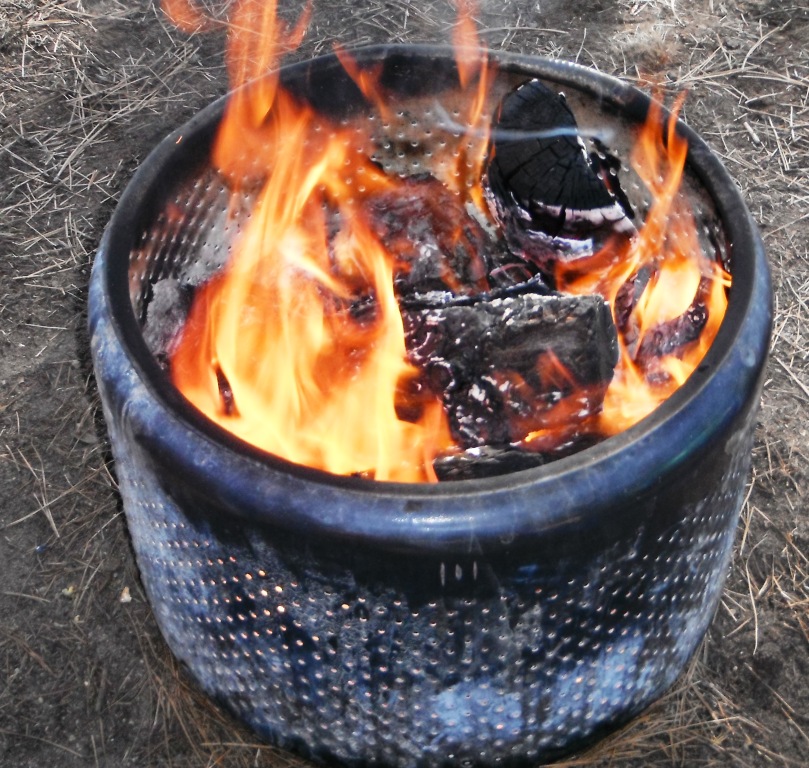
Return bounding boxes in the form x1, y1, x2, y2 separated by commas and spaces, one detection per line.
163, 0, 730, 482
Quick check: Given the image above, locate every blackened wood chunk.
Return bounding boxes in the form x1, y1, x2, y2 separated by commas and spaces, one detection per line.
363, 175, 518, 296
615, 272, 711, 367
613, 266, 653, 334
403, 290, 618, 449
636, 292, 709, 365
489, 79, 614, 212
612, 266, 652, 356
433, 431, 603, 480
433, 446, 548, 481
400, 273, 553, 313
485, 79, 633, 276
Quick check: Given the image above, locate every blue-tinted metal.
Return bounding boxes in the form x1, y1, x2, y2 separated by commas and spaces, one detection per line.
89, 46, 772, 766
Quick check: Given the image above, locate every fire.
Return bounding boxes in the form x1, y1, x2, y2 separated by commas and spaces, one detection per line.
168, 0, 469, 482
171, 112, 455, 481
448, 0, 493, 209
555, 96, 730, 434
164, 0, 729, 482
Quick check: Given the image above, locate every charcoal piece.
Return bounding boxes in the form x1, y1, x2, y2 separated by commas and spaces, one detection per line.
485, 79, 634, 278
636, 298, 708, 365
433, 430, 602, 481
612, 266, 653, 356
614, 272, 711, 367
485, 258, 537, 288
403, 290, 618, 449
433, 446, 548, 481
215, 364, 238, 416
400, 273, 552, 313
363, 175, 516, 296
448, 376, 511, 447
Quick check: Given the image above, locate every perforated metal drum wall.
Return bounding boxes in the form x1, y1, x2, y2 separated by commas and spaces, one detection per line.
89, 47, 772, 766
89, 363, 757, 764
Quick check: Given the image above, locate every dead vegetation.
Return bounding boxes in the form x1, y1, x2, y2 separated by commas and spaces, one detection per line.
0, 0, 806, 765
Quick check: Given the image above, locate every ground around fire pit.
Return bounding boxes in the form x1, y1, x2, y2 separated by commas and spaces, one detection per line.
1, 1, 807, 766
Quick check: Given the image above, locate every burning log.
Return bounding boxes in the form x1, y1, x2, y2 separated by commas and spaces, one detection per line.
432, 445, 548, 481
637, 302, 708, 368
635, 280, 711, 371
614, 269, 711, 369
485, 79, 634, 278
432, 430, 603, 481
402, 285, 618, 451
363, 175, 531, 295
613, 266, 653, 335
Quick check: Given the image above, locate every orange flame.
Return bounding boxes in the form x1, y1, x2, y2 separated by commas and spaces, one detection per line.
162, 0, 213, 34
164, 0, 729, 481
556, 96, 730, 435
452, 0, 483, 88
447, 0, 493, 209
211, 0, 311, 183
166, 0, 495, 482
170, 114, 455, 481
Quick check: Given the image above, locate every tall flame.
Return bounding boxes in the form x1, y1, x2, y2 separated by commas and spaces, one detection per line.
556, 96, 730, 434
167, 0, 492, 482
164, 0, 729, 481
171, 100, 456, 481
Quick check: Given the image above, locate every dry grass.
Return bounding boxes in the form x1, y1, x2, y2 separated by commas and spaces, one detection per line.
0, 0, 806, 766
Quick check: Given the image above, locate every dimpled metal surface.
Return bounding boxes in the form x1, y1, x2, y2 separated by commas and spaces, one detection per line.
89, 47, 772, 766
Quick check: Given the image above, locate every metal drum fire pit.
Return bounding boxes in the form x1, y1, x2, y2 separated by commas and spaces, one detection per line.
89, 46, 771, 766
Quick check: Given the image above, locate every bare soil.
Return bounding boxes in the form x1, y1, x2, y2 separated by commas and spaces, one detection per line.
1, 1, 807, 766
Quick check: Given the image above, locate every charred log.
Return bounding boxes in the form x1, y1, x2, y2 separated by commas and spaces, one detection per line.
613, 266, 653, 334
614, 271, 711, 367
485, 79, 634, 278
433, 445, 548, 480
362, 175, 526, 295
433, 431, 602, 481
612, 266, 653, 356
403, 288, 618, 449
636, 297, 709, 365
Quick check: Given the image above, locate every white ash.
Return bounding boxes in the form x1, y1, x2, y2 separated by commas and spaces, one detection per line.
143, 278, 191, 363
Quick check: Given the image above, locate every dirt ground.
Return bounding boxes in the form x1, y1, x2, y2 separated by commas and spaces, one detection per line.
1, 0, 807, 766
